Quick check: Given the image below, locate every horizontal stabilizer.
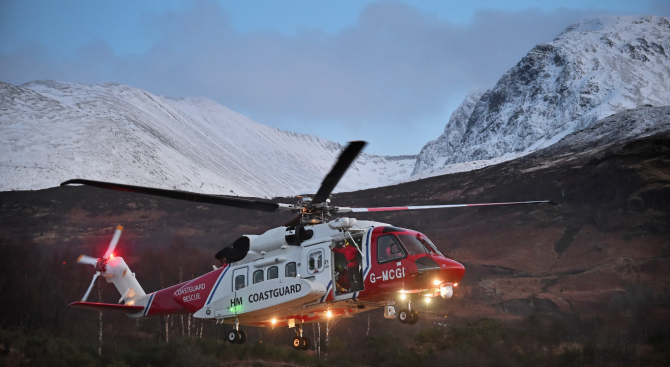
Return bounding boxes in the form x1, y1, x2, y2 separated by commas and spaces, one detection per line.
69, 301, 144, 313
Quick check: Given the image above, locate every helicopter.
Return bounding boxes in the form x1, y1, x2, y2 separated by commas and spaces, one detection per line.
64, 141, 549, 349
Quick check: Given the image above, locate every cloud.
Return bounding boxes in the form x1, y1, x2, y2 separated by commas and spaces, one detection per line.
0, 0, 608, 152
135, 1, 599, 125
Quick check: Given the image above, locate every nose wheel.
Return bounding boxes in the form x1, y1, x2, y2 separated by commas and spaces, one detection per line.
292, 325, 311, 350
227, 318, 247, 344
398, 308, 412, 324
398, 301, 419, 325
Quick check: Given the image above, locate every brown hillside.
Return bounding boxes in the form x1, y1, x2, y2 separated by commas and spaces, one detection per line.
1, 135, 669, 323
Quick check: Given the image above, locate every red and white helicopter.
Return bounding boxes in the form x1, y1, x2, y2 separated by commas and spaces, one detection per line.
64, 141, 549, 349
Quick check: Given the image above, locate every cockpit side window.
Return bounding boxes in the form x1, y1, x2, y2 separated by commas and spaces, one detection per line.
377, 235, 406, 264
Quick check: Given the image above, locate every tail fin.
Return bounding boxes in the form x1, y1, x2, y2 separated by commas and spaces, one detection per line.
102, 255, 146, 304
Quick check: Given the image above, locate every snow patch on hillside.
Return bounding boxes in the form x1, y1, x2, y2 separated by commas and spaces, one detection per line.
0, 81, 415, 197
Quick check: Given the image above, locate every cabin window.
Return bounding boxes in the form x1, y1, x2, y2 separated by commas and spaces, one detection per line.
397, 234, 431, 256
285, 262, 297, 277
253, 270, 264, 284
308, 250, 324, 274
377, 235, 406, 263
267, 266, 278, 280
234, 275, 246, 290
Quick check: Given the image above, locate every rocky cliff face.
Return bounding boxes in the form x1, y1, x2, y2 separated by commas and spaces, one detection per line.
411, 90, 484, 175
413, 15, 670, 176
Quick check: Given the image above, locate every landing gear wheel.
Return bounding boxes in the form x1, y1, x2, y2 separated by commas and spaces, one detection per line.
237, 330, 247, 344
292, 336, 303, 350
408, 311, 419, 325
301, 336, 311, 350
227, 330, 240, 344
398, 309, 412, 324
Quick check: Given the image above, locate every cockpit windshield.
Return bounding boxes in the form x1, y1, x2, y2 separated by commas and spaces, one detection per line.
420, 236, 444, 256
397, 234, 444, 256
397, 234, 431, 255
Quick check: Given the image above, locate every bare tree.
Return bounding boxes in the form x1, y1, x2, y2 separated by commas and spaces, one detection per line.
98, 284, 103, 356
326, 318, 340, 357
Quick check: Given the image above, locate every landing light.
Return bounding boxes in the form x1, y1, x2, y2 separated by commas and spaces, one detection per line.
425, 298, 431, 304
326, 310, 333, 318
454, 283, 458, 287
271, 319, 276, 324
433, 280, 441, 286
400, 294, 406, 300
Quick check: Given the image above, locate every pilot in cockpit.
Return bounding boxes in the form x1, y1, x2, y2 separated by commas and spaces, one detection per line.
377, 236, 403, 263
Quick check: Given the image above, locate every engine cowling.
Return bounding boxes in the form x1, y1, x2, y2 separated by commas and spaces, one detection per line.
249, 226, 313, 251
215, 226, 313, 263
285, 225, 314, 245
215, 236, 254, 263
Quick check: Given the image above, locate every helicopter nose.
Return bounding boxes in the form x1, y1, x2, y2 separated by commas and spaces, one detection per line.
439, 258, 465, 283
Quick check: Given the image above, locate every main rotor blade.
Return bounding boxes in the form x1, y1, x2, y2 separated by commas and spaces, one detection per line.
82, 272, 99, 302
312, 141, 366, 203
103, 225, 123, 259
337, 200, 552, 213
61, 179, 282, 212
77, 254, 98, 266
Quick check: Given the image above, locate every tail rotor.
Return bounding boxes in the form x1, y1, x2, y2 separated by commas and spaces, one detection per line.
81, 272, 100, 302
103, 226, 122, 259
77, 254, 98, 266
76, 226, 124, 302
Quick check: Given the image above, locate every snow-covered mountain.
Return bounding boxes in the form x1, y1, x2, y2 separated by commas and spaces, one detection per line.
3, 16, 669, 196
404, 105, 670, 184
0, 80, 415, 197
413, 15, 670, 176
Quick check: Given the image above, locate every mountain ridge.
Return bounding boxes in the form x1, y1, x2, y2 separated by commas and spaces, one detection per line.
0, 80, 416, 198
413, 15, 670, 176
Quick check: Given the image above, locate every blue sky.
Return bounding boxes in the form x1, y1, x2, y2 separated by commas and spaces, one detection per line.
1, 0, 668, 155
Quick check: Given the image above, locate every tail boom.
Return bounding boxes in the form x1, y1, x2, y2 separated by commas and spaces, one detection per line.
69, 301, 145, 314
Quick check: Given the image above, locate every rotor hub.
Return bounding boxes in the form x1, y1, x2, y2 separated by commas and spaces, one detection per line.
94, 258, 107, 273
291, 195, 338, 225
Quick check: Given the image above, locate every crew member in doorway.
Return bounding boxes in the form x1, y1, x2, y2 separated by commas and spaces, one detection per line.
334, 265, 350, 293
332, 240, 361, 291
